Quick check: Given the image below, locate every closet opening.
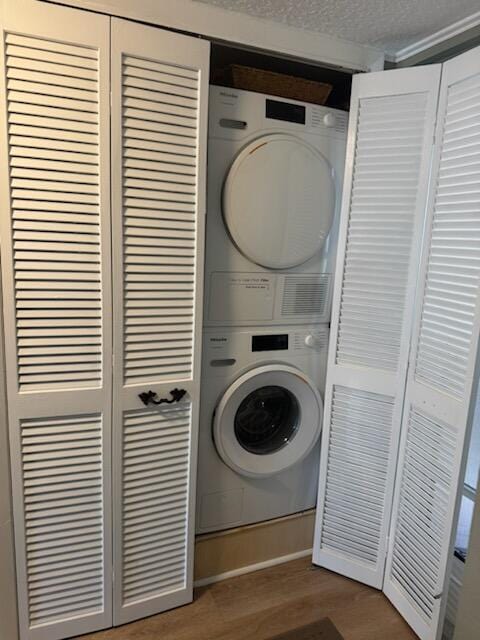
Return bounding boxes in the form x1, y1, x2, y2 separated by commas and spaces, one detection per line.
210, 43, 353, 111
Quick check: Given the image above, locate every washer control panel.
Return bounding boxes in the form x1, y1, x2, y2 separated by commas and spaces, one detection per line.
204, 326, 329, 360
252, 333, 289, 352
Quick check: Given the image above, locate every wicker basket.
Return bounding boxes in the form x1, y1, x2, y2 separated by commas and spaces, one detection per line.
227, 65, 332, 106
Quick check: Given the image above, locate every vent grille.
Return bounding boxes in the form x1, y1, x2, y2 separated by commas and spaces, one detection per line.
121, 404, 191, 604
281, 275, 330, 318
336, 93, 428, 371
389, 407, 456, 621
320, 386, 393, 566
122, 55, 199, 385
415, 72, 480, 398
21, 413, 104, 626
5, 33, 102, 391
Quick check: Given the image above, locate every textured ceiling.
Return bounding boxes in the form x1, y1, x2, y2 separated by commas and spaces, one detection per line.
194, 0, 480, 54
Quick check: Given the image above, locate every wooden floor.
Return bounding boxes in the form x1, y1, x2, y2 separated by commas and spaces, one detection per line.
79, 557, 418, 640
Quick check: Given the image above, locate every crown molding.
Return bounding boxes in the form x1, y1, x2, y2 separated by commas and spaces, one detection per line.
392, 10, 480, 62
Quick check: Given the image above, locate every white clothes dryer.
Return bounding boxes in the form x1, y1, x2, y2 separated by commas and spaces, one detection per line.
205, 86, 347, 327
196, 324, 328, 534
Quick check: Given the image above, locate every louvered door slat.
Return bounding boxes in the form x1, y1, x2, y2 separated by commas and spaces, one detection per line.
313, 67, 441, 588
7, 7, 102, 394
111, 18, 208, 626
384, 47, 480, 640
0, 2, 112, 639
336, 90, 427, 368
320, 386, 393, 564
121, 53, 198, 385
121, 405, 190, 604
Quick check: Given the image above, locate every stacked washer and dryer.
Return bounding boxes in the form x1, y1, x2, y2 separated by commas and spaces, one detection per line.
196, 86, 347, 534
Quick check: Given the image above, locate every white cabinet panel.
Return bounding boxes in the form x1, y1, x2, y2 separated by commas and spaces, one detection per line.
0, 2, 112, 639
313, 66, 441, 588
384, 46, 480, 640
110, 17, 209, 625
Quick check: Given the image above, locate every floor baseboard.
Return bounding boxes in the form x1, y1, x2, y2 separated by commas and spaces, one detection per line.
194, 548, 313, 587
194, 509, 316, 583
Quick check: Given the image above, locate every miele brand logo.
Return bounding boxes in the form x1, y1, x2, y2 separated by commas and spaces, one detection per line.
220, 91, 238, 99
209, 337, 227, 342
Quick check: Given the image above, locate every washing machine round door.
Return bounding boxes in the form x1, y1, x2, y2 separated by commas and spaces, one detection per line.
223, 133, 335, 270
213, 364, 322, 477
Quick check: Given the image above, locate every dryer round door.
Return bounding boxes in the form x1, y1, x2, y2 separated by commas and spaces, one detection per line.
213, 364, 322, 478
222, 133, 335, 270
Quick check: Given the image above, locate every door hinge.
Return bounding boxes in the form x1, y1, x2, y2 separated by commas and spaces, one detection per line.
383, 536, 390, 565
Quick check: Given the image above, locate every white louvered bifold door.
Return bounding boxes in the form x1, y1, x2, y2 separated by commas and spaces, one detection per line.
313, 67, 441, 588
0, 1, 112, 639
110, 18, 209, 625
383, 46, 480, 640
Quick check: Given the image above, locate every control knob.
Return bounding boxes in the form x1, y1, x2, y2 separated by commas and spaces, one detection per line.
323, 113, 337, 128
305, 334, 321, 348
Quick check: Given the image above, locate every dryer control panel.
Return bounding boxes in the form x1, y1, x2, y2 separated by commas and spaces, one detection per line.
209, 85, 348, 139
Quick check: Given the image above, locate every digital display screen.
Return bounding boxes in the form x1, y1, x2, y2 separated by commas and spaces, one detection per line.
252, 334, 289, 352
265, 99, 306, 124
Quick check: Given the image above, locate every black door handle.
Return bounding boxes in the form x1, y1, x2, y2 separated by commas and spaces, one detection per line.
138, 388, 187, 407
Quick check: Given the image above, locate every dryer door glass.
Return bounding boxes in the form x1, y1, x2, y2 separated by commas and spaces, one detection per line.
234, 385, 299, 455
223, 134, 335, 269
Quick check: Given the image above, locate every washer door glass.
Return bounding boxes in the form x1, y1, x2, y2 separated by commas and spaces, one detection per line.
234, 385, 299, 455
222, 133, 335, 270
213, 365, 322, 478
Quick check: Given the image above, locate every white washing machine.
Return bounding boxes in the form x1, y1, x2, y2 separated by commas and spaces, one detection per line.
196, 324, 328, 534
205, 85, 348, 327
